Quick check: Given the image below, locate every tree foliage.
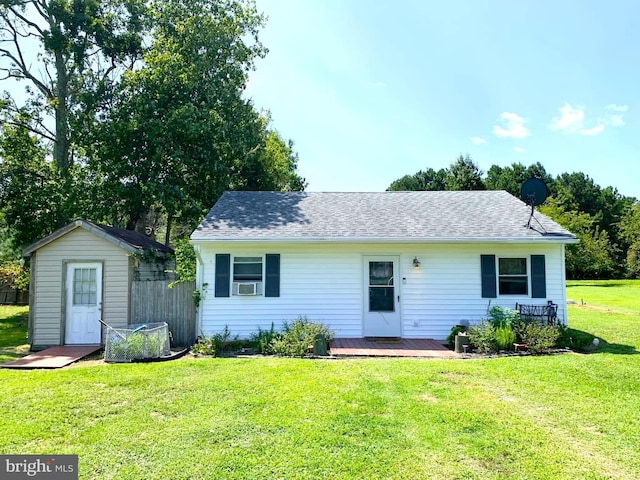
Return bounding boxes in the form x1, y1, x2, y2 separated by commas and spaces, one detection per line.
445, 154, 485, 191
387, 168, 446, 191
0, 0, 146, 172
388, 156, 638, 279
485, 162, 553, 197
0, 0, 305, 256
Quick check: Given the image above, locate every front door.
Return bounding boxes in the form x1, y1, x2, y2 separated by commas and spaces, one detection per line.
65, 263, 102, 345
363, 256, 401, 337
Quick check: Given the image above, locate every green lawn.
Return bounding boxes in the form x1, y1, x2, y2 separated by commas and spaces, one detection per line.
1, 283, 639, 480
0, 305, 29, 363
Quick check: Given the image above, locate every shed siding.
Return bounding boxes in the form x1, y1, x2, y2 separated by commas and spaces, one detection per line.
197, 242, 567, 340
32, 228, 130, 346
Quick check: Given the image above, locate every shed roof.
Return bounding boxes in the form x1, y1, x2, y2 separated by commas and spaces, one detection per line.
23, 219, 174, 256
191, 191, 577, 244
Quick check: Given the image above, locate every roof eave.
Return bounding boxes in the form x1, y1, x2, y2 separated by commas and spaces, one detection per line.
190, 235, 579, 245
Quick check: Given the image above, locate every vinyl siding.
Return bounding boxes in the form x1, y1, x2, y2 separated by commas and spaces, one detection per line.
31, 228, 131, 346
196, 242, 567, 340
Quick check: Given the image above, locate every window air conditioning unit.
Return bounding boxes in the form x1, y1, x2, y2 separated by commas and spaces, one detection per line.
237, 282, 258, 296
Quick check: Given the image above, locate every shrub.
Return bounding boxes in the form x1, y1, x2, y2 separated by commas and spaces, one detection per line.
446, 325, 467, 348
518, 322, 561, 353
251, 323, 279, 354
192, 325, 236, 356
495, 326, 516, 350
192, 335, 217, 356
486, 306, 520, 328
467, 321, 498, 353
270, 316, 334, 357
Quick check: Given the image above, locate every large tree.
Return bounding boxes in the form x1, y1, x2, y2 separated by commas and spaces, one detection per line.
621, 201, 640, 278
0, 0, 146, 172
445, 154, 485, 191
82, 0, 296, 237
485, 162, 554, 198
387, 168, 446, 191
1, 0, 305, 250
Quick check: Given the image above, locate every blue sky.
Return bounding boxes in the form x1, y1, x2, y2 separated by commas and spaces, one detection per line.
245, 0, 640, 199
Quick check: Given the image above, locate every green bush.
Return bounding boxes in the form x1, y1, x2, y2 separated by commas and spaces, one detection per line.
518, 322, 561, 354
251, 323, 279, 354
495, 326, 516, 350
487, 306, 520, 328
467, 321, 498, 353
191, 335, 217, 356
270, 316, 334, 357
192, 325, 236, 356
446, 325, 467, 348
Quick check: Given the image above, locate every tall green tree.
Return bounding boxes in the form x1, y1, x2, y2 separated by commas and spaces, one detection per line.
540, 197, 619, 279
485, 162, 554, 197
0, 0, 146, 173
0, 122, 70, 249
444, 154, 485, 191
83, 0, 302, 239
387, 168, 447, 191
621, 202, 640, 278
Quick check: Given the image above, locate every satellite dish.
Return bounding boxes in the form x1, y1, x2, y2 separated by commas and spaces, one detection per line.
520, 178, 549, 206
520, 178, 549, 229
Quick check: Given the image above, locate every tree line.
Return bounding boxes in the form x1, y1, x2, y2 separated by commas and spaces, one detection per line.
0, 0, 304, 263
388, 155, 640, 280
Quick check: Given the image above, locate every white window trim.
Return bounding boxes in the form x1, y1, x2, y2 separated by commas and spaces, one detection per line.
497, 256, 530, 297
231, 255, 265, 296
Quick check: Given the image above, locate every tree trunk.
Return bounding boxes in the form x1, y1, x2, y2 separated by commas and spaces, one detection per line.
165, 214, 173, 246
53, 50, 70, 172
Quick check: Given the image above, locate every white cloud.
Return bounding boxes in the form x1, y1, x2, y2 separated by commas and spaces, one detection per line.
582, 125, 605, 136
604, 104, 628, 127
606, 104, 628, 112
550, 103, 585, 133
471, 136, 486, 145
514, 146, 525, 153
550, 103, 609, 136
493, 112, 530, 138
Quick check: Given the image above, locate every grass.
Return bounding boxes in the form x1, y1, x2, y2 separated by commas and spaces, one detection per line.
1, 282, 639, 479
0, 305, 29, 363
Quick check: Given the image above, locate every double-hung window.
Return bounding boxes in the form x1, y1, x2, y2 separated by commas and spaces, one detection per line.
498, 258, 528, 295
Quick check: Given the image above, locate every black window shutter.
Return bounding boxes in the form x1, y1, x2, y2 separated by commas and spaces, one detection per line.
481, 255, 497, 298
214, 254, 230, 297
265, 254, 280, 297
531, 255, 546, 298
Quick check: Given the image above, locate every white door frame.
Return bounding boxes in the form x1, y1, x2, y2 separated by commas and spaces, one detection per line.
363, 256, 401, 337
64, 262, 103, 345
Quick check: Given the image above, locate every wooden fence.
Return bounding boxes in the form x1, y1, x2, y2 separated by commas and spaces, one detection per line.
130, 280, 196, 347
0, 284, 28, 305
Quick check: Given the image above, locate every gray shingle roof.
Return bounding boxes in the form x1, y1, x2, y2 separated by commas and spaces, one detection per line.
23, 219, 174, 256
191, 191, 577, 243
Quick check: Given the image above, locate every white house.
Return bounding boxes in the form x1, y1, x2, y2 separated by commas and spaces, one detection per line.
190, 191, 577, 340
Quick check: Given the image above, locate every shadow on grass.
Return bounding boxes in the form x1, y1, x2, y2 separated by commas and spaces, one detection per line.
567, 280, 635, 288
0, 310, 29, 364
566, 327, 639, 355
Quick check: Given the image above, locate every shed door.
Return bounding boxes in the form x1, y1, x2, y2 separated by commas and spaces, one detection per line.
363, 256, 401, 337
65, 263, 102, 345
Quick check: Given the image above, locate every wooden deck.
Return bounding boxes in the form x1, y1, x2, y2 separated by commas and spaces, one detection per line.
1, 345, 102, 369
330, 338, 459, 358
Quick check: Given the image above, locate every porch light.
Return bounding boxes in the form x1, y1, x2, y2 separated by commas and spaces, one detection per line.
412, 257, 421, 269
